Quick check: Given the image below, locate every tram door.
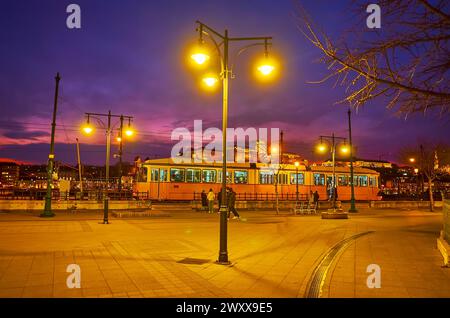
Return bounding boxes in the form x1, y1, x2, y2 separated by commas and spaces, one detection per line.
149, 168, 169, 200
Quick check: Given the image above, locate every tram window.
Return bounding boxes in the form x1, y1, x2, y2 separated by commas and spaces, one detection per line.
313, 173, 325, 186
234, 170, 248, 184
369, 176, 377, 187
353, 176, 359, 186
338, 175, 348, 186
170, 168, 185, 182
290, 173, 304, 185
259, 171, 274, 184
326, 176, 333, 186
358, 175, 368, 187
202, 170, 216, 183
278, 174, 288, 185
218, 171, 232, 184
150, 168, 159, 182
186, 169, 201, 183
160, 169, 168, 182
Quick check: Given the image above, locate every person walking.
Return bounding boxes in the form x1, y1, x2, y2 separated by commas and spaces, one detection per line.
227, 188, 240, 220
207, 188, 215, 214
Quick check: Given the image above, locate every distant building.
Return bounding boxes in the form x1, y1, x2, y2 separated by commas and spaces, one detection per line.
322, 158, 393, 169
354, 159, 392, 169
0, 162, 20, 187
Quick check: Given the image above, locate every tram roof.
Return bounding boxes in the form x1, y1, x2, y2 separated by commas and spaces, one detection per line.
142, 158, 378, 175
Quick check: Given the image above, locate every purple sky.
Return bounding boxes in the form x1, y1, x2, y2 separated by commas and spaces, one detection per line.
0, 0, 448, 165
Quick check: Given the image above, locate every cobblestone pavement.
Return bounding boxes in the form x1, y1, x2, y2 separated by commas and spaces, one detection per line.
0, 208, 448, 298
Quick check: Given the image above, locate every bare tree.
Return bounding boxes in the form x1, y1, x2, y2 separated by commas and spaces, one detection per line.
295, 0, 450, 116
400, 143, 450, 211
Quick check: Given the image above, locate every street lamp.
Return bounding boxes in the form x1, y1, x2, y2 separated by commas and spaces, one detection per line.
42, 72, 61, 218
189, 21, 277, 265
294, 161, 300, 202
409, 157, 416, 163
347, 109, 357, 213
81, 112, 134, 223
315, 134, 348, 212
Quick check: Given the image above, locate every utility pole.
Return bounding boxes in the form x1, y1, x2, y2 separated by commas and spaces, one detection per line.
76, 138, 83, 194
348, 109, 357, 213
83, 111, 133, 224
42, 72, 61, 218
118, 115, 124, 192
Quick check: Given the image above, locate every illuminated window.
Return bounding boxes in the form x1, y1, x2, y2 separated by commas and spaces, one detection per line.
150, 168, 159, 182
338, 175, 348, 186
234, 170, 248, 184
290, 173, 304, 185
358, 175, 368, 187
170, 168, 185, 182
217, 171, 232, 184
202, 170, 216, 183
160, 169, 168, 182
314, 173, 325, 186
259, 171, 274, 184
369, 176, 377, 187
186, 169, 201, 183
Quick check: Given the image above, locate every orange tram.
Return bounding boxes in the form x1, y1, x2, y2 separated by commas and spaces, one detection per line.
134, 158, 380, 201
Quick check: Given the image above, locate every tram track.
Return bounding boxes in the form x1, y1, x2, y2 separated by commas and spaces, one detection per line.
304, 231, 374, 298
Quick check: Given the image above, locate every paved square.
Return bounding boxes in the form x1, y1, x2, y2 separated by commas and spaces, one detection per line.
0, 208, 448, 298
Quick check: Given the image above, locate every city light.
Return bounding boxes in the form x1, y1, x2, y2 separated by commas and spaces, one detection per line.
340, 144, 350, 155
202, 75, 219, 88
125, 128, 134, 137
191, 52, 210, 65
257, 64, 275, 76
317, 143, 327, 153
82, 124, 93, 135
294, 161, 300, 167
409, 158, 416, 163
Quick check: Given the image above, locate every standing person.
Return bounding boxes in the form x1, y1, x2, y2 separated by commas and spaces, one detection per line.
201, 190, 207, 211
313, 190, 319, 204
309, 190, 314, 206
227, 188, 240, 219
207, 188, 215, 214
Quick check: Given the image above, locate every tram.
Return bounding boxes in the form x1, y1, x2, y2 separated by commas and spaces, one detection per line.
133, 158, 380, 201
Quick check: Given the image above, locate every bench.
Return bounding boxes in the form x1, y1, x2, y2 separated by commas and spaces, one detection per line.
294, 201, 318, 215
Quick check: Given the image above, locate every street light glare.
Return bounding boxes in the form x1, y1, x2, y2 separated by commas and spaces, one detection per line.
317, 144, 327, 153
294, 161, 300, 167
202, 76, 218, 87
82, 125, 93, 135
340, 145, 350, 154
191, 53, 210, 65
258, 64, 275, 76
125, 129, 134, 137
409, 158, 416, 163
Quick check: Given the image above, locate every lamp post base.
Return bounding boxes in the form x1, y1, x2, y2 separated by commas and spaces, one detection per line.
40, 211, 55, 218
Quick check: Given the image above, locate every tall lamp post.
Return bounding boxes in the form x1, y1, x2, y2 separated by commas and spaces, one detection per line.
316, 134, 349, 212
82, 112, 134, 224
294, 161, 300, 202
348, 109, 357, 213
42, 72, 61, 218
189, 21, 277, 264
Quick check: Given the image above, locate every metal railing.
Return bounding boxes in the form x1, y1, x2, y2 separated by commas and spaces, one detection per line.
0, 188, 149, 201
194, 192, 308, 201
